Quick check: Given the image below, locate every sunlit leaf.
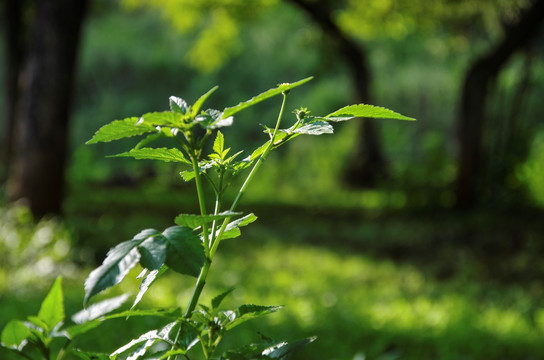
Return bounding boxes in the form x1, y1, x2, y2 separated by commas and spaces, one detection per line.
211, 288, 235, 310
213, 131, 225, 155
293, 121, 334, 135
169, 96, 188, 114
223, 77, 313, 118
192, 86, 219, 116
224, 304, 282, 331
84, 229, 161, 305
110, 322, 179, 359
131, 266, 168, 310
263, 337, 316, 359
174, 211, 242, 228
221, 213, 258, 240
326, 104, 415, 121
143, 111, 184, 127
1, 320, 30, 351
37, 277, 64, 331
111, 147, 191, 164
86, 117, 156, 144
72, 295, 129, 324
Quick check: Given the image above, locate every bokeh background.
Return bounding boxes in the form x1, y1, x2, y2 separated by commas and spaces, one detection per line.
1, 0, 544, 359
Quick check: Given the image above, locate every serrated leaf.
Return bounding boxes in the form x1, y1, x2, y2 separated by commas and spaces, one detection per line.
72, 349, 111, 360
72, 295, 129, 325
111, 322, 178, 359
326, 104, 415, 121
1, 320, 30, 351
293, 121, 333, 135
223, 77, 313, 118
192, 86, 218, 116
38, 277, 64, 331
86, 117, 156, 144
213, 131, 224, 155
180, 162, 213, 182
224, 305, 282, 331
138, 236, 168, 270
174, 211, 242, 228
221, 213, 258, 240
169, 96, 188, 114
111, 147, 190, 164
246, 132, 289, 162
263, 337, 316, 359
134, 127, 174, 149
132, 266, 168, 310
212, 288, 235, 310
162, 226, 205, 277
65, 320, 102, 339
143, 111, 184, 127
84, 229, 161, 305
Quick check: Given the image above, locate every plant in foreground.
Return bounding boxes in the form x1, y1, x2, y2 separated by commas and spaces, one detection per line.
1, 77, 414, 359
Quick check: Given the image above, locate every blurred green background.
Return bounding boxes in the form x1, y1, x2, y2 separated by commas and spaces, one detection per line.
1, 0, 544, 359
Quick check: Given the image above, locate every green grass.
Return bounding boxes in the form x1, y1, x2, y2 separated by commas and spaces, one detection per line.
2, 196, 544, 359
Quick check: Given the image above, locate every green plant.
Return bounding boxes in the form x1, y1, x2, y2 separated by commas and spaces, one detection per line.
1, 77, 413, 359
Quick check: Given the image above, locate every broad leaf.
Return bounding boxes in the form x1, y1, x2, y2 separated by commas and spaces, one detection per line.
38, 277, 64, 331
110, 322, 179, 359
86, 117, 156, 144
142, 111, 184, 127
174, 211, 242, 228
134, 127, 175, 149
1, 320, 30, 351
111, 147, 190, 164
132, 266, 168, 310
162, 226, 205, 277
72, 294, 129, 324
169, 96, 188, 114
263, 337, 316, 359
293, 121, 333, 135
221, 213, 258, 240
224, 304, 282, 331
326, 104, 415, 121
139, 236, 168, 270
84, 229, 160, 305
65, 321, 102, 339
223, 77, 313, 118
192, 86, 219, 116
72, 349, 111, 360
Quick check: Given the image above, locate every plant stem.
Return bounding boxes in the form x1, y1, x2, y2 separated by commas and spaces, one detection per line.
190, 151, 210, 255
185, 93, 289, 318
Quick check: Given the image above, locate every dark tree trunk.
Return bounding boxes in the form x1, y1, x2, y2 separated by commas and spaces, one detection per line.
455, 0, 544, 209
6, 0, 88, 217
288, 0, 387, 187
2, 0, 26, 181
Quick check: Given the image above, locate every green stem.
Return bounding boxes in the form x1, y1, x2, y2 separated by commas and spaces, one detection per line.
183, 91, 288, 328
209, 92, 288, 258
190, 151, 210, 255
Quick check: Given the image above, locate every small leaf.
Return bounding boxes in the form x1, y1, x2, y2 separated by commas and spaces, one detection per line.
224, 304, 282, 331
38, 277, 64, 331
1, 320, 30, 351
213, 131, 224, 155
326, 104, 415, 121
112, 147, 190, 164
263, 337, 316, 359
72, 349, 111, 360
293, 121, 333, 135
169, 96, 188, 114
162, 226, 205, 277
86, 117, 156, 144
111, 322, 179, 358
84, 229, 160, 305
143, 111, 184, 127
72, 295, 129, 324
211, 288, 234, 310
223, 77, 313, 118
221, 213, 258, 240
138, 235, 168, 270
174, 211, 242, 228
192, 86, 219, 116
132, 266, 168, 310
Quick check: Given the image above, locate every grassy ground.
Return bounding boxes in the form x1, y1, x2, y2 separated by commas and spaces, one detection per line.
1, 187, 544, 359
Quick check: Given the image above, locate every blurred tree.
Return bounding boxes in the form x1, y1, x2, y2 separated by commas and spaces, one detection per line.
4, 0, 88, 217
455, 0, 544, 208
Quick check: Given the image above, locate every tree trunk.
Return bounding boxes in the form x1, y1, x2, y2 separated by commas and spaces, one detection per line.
6, 0, 88, 217
455, 0, 544, 209
1, 0, 25, 181
288, 0, 387, 187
